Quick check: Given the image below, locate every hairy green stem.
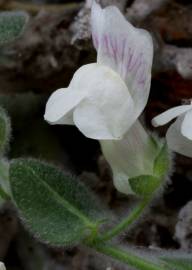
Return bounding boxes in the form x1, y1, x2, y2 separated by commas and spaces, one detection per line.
90, 243, 165, 270
100, 198, 149, 241
0, 160, 9, 181
0, 160, 10, 199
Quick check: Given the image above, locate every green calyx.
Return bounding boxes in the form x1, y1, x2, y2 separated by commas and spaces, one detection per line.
129, 139, 170, 198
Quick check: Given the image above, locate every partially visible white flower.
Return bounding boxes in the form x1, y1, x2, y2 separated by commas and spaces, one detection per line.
101, 121, 158, 194
152, 101, 192, 158
44, 1, 153, 140
0, 262, 6, 270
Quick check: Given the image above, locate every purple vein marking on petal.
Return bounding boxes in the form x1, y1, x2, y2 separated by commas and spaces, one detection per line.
121, 38, 127, 62
126, 47, 134, 72
128, 51, 136, 72
103, 34, 110, 56
120, 37, 127, 77
128, 52, 142, 73
109, 36, 118, 64
137, 63, 147, 86
92, 33, 99, 49
116, 39, 120, 61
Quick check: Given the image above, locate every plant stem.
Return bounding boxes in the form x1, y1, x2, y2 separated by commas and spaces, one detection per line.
0, 159, 10, 199
0, 160, 9, 182
90, 243, 165, 270
1, 1, 81, 15
100, 198, 149, 241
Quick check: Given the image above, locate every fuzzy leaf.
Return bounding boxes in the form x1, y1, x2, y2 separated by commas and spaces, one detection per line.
10, 159, 106, 246
0, 107, 11, 155
0, 11, 29, 45
161, 257, 192, 270
129, 175, 161, 197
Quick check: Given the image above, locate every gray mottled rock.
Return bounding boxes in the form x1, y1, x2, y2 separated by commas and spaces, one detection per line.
175, 200, 192, 249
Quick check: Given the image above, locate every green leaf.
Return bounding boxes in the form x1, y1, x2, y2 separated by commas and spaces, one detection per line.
0, 107, 11, 155
10, 159, 107, 246
0, 11, 29, 45
153, 143, 169, 178
129, 175, 161, 197
161, 257, 192, 270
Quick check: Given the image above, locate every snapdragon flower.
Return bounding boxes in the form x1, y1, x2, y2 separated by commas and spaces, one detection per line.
44, 1, 153, 140
44, 2, 160, 195
152, 101, 192, 158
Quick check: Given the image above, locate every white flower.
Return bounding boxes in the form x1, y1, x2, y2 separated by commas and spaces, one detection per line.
101, 120, 158, 194
152, 101, 192, 158
44, 2, 155, 195
44, 1, 153, 140
0, 262, 6, 270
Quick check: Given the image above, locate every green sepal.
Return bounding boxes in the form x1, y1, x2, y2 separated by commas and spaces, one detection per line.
0, 107, 11, 155
153, 142, 169, 178
0, 11, 29, 45
129, 175, 161, 197
161, 256, 192, 270
10, 159, 108, 246
129, 139, 169, 197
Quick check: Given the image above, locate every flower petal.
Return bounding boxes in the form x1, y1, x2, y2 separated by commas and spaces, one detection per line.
72, 63, 134, 140
74, 101, 119, 140
166, 116, 192, 158
100, 121, 155, 194
181, 109, 192, 140
0, 262, 6, 270
45, 63, 135, 139
152, 105, 192, 127
44, 88, 85, 125
91, 1, 153, 117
